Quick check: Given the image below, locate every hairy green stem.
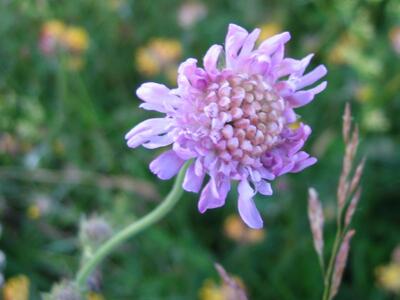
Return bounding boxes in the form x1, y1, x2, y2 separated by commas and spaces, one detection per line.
75, 162, 190, 289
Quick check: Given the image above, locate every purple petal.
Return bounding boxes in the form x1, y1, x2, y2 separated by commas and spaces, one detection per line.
248, 168, 262, 182
177, 58, 207, 90
218, 162, 232, 176
178, 58, 198, 78
198, 182, 220, 213
283, 107, 297, 123
270, 44, 285, 67
209, 175, 220, 198
275, 80, 296, 97
258, 167, 275, 181
225, 24, 248, 68
258, 32, 291, 55
125, 118, 165, 139
149, 150, 185, 180
291, 155, 317, 173
139, 103, 166, 112
293, 54, 314, 77
287, 91, 314, 108
177, 58, 198, 92
137, 83, 181, 113
248, 54, 271, 75
183, 162, 205, 193
276, 58, 303, 78
255, 180, 273, 196
295, 65, 327, 90
203, 44, 222, 75
142, 134, 174, 149
125, 118, 173, 148
307, 81, 327, 95
198, 176, 230, 213
194, 158, 204, 176
287, 139, 306, 156
173, 141, 197, 160
239, 28, 260, 58
237, 180, 263, 229
277, 161, 295, 176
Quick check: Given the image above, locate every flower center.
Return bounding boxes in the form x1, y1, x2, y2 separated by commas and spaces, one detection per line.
203, 73, 286, 166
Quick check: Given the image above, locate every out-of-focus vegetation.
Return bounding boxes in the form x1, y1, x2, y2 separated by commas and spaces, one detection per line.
0, 0, 399, 299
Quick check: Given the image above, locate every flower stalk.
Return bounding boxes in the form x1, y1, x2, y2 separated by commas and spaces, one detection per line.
75, 161, 190, 290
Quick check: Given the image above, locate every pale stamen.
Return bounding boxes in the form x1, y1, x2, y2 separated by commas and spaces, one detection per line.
202, 73, 286, 166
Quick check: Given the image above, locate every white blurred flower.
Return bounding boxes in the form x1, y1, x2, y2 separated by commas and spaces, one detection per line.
178, 1, 207, 29
389, 27, 400, 54
362, 109, 390, 132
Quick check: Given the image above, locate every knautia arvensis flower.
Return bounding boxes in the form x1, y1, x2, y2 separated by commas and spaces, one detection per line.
126, 24, 327, 228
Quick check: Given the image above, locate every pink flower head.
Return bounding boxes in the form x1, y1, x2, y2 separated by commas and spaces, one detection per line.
126, 24, 327, 228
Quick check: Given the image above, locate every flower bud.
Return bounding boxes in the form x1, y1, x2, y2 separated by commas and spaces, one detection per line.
47, 281, 82, 300
80, 216, 112, 246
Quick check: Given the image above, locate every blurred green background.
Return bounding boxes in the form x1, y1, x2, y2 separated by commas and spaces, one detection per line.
0, 0, 400, 299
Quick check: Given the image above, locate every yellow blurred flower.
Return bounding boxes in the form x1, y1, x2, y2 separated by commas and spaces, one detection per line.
152, 39, 181, 63
40, 20, 66, 55
355, 84, 374, 103
62, 26, 90, 53
198, 279, 224, 300
376, 263, 400, 294
328, 33, 359, 65
200, 264, 248, 300
2, 275, 30, 300
87, 292, 105, 300
27, 204, 41, 220
165, 65, 179, 85
224, 214, 265, 244
258, 22, 282, 42
135, 38, 182, 83
389, 26, 400, 54
40, 20, 89, 69
198, 277, 246, 300
136, 47, 161, 77
26, 194, 52, 220
42, 20, 65, 39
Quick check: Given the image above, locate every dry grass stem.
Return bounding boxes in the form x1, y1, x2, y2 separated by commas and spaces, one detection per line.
313, 104, 365, 300
349, 158, 365, 196
342, 103, 351, 144
345, 188, 361, 228
308, 188, 325, 263
330, 230, 356, 299
337, 106, 360, 212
